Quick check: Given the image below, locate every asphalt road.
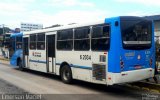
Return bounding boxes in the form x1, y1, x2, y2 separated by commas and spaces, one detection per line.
0, 63, 158, 100
0, 79, 28, 94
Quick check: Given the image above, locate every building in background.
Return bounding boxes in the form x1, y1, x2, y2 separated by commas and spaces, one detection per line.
145, 15, 160, 42
0, 25, 12, 47
145, 15, 160, 36
21, 23, 43, 32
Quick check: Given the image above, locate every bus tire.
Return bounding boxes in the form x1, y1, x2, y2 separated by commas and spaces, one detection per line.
61, 65, 72, 84
18, 59, 23, 71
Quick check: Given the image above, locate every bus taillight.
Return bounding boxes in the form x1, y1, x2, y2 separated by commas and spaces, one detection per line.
120, 56, 124, 70
120, 60, 124, 70
149, 58, 152, 66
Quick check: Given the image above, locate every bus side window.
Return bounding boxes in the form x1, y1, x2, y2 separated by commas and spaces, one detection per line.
23, 38, 29, 55
30, 34, 36, 50
57, 29, 73, 50
37, 33, 45, 50
74, 27, 90, 51
91, 24, 110, 51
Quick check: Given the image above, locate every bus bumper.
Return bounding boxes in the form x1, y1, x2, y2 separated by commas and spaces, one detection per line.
10, 59, 18, 67
107, 68, 154, 85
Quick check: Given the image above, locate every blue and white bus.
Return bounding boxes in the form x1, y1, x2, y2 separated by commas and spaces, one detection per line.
10, 32, 23, 67
10, 16, 155, 85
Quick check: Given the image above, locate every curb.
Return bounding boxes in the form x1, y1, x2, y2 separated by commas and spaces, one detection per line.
142, 87, 150, 91
150, 89, 160, 93
132, 85, 141, 89
0, 58, 10, 65
0, 58, 9, 61
130, 82, 160, 93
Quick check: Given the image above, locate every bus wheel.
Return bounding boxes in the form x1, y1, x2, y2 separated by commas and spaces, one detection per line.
18, 59, 23, 71
61, 65, 72, 84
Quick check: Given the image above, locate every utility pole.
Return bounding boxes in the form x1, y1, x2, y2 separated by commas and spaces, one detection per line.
0, 24, 5, 47
1, 24, 5, 40
2, 24, 5, 45
2, 24, 4, 35
0, 24, 5, 35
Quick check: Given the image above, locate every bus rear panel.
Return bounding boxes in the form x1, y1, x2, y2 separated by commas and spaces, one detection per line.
107, 16, 154, 85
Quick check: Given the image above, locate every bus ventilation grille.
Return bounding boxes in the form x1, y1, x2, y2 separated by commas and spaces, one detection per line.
92, 64, 106, 81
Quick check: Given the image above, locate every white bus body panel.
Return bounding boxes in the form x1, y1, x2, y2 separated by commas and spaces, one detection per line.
56, 51, 108, 84
23, 20, 113, 84
56, 51, 92, 82
107, 68, 154, 85
29, 50, 47, 72
25, 55, 29, 68
48, 57, 53, 72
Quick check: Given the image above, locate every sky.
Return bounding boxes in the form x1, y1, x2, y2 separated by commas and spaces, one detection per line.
0, 0, 160, 29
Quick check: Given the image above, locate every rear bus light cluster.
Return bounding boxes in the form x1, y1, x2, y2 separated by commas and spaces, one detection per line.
149, 58, 152, 66
120, 56, 124, 71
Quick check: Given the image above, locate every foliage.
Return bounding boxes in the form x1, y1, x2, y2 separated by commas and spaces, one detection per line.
0, 27, 11, 35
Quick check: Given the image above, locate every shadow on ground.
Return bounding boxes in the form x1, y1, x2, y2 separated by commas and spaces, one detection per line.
16, 68, 146, 99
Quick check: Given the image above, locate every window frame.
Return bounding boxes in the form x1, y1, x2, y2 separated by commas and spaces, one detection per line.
37, 33, 45, 50
91, 24, 110, 51
16, 36, 23, 49
57, 29, 73, 50
74, 27, 91, 51
29, 34, 36, 50
23, 38, 29, 55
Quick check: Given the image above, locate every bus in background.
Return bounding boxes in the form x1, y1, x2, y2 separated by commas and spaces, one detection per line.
3, 33, 11, 48
0, 33, 11, 58
10, 32, 23, 68
10, 16, 155, 85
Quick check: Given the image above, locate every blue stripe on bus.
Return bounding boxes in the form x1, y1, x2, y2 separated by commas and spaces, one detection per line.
29, 60, 46, 64
56, 63, 61, 65
71, 64, 92, 70
56, 63, 92, 70
28, 61, 92, 70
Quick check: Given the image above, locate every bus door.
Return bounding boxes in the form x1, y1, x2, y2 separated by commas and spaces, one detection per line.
46, 34, 56, 73
23, 37, 29, 68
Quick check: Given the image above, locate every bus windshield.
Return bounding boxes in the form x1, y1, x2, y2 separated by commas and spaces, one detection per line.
16, 37, 22, 49
121, 19, 152, 50
9, 37, 16, 57
3, 34, 11, 48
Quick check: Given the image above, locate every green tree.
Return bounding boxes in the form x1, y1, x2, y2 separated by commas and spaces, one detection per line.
0, 27, 11, 47
0, 27, 11, 35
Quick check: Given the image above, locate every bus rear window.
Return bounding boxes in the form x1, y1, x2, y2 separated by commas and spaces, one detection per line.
121, 19, 152, 50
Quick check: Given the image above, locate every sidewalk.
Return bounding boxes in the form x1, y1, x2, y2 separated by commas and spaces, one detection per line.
0, 57, 10, 65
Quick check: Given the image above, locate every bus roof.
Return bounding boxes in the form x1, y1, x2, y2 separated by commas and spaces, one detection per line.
23, 19, 105, 35
10, 32, 23, 37
23, 16, 149, 36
